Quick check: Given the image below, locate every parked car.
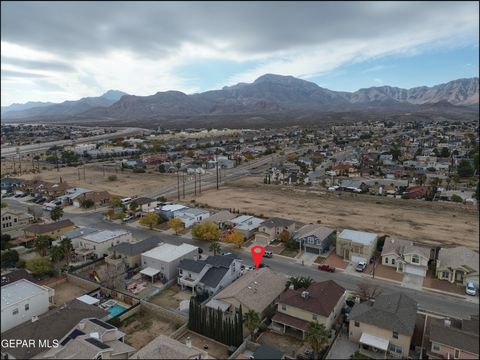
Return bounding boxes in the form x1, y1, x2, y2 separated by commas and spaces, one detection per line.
465, 282, 477, 296
318, 264, 335, 272
355, 261, 368, 272
198, 248, 204, 254
263, 251, 273, 258
258, 262, 269, 268
123, 215, 134, 222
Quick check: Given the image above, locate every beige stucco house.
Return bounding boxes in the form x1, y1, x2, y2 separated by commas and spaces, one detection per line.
436, 246, 479, 286
349, 293, 417, 358
381, 237, 431, 277
1, 209, 33, 238
336, 229, 378, 263
254, 217, 296, 246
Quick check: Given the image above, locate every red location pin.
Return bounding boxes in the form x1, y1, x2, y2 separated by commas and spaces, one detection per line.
251, 246, 266, 270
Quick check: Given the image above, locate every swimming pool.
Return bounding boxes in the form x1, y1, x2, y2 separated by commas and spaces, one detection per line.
108, 304, 127, 317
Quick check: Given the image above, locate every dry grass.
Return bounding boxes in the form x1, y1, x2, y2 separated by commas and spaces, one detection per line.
191, 176, 479, 249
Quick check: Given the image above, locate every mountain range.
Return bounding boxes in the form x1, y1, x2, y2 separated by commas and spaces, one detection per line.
1, 75, 478, 124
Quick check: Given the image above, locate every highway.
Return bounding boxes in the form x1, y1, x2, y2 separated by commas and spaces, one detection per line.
5, 197, 479, 320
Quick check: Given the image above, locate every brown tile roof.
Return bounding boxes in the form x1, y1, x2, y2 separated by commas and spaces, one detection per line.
272, 312, 309, 331
278, 280, 345, 317
24, 219, 75, 235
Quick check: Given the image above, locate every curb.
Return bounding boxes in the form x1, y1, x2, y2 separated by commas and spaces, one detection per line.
422, 286, 466, 299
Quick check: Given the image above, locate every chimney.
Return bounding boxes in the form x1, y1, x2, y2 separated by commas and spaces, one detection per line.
185, 336, 192, 348
301, 291, 309, 300
79, 320, 86, 330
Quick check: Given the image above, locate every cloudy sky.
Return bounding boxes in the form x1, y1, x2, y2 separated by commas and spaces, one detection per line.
1, 1, 479, 106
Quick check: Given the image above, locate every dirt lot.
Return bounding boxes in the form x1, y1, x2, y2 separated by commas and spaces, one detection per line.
121, 308, 182, 350
18, 164, 176, 197
50, 280, 93, 305
149, 284, 192, 310
257, 330, 306, 358
191, 176, 479, 249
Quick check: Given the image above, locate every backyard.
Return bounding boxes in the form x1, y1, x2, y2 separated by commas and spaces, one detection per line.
148, 284, 192, 310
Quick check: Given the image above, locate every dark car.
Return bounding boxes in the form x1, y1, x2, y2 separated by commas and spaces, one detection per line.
258, 263, 269, 268
318, 264, 335, 272
263, 251, 273, 258
198, 248, 204, 254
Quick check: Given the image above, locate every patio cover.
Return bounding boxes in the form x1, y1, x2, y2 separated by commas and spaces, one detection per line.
360, 333, 389, 351
76, 294, 100, 305
140, 267, 160, 277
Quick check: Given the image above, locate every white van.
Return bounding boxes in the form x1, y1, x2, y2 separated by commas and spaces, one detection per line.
121, 197, 132, 205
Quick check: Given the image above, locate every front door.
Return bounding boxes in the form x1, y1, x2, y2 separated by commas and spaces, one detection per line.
455, 271, 464, 283
344, 248, 350, 260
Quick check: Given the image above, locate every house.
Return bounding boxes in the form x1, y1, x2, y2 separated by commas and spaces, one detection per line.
338, 179, 368, 192
158, 204, 188, 218
140, 243, 199, 283
1, 279, 54, 333
293, 224, 336, 255
206, 267, 286, 317
0, 209, 33, 238
177, 254, 242, 296
271, 280, 345, 339
427, 316, 479, 359
175, 208, 210, 228
203, 210, 236, 229
436, 247, 479, 287
0, 299, 108, 359
336, 229, 378, 263
74, 229, 134, 262
59, 227, 99, 243
131, 335, 208, 359
71, 191, 110, 208
0, 269, 36, 287
349, 293, 417, 358
132, 197, 158, 213
229, 215, 265, 240
0, 177, 24, 193
403, 185, 432, 199
57, 187, 92, 206
23, 219, 76, 239
107, 236, 162, 269
381, 238, 431, 277
254, 217, 296, 245
41, 318, 136, 359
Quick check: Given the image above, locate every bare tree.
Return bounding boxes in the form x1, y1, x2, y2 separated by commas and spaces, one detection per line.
357, 282, 383, 302
28, 206, 44, 222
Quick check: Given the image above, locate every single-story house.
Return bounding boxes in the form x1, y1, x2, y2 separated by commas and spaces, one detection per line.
23, 219, 76, 239
175, 208, 210, 228
228, 215, 264, 240
203, 210, 236, 229
132, 197, 158, 213
158, 204, 188, 218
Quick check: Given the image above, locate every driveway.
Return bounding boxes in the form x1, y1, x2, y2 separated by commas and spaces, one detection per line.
402, 273, 424, 290
298, 252, 318, 266
326, 333, 358, 359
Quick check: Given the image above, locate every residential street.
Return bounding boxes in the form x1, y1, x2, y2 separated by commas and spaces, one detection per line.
6, 198, 479, 319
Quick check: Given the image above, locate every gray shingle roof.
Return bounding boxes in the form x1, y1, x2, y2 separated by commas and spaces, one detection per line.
178, 258, 207, 273
261, 217, 295, 228
109, 236, 162, 256
294, 224, 335, 241
204, 253, 238, 267
200, 267, 229, 288
430, 317, 479, 355
350, 293, 417, 336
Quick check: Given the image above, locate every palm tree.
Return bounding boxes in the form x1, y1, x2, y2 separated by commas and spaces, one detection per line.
35, 235, 50, 257
49, 245, 64, 273
209, 241, 221, 256
243, 310, 261, 340
286, 276, 314, 290
305, 321, 330, 359
61, 237, 73, 265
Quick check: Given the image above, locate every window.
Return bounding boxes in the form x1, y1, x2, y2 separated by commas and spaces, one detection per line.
282, 304, 287, 310
179, 269, 183, 275
389, 344, 402, 354
312, 314, 317, 320
454, 349, 460, 359
316, 239, 321, 245
25, 304, 29, 311
385, 257, 389, 264
354, 321, 359, 327
392, 259, 395, 265
12, 308, 19, 315
412, 255, 420, 264
442, 271, 449, 279
393, 331, 398, 339
14, 218, 17, 223
432, 343, 440, 352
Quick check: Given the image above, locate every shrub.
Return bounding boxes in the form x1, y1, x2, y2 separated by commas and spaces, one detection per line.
81, 199, 95, 208
16, 259, 26, 268
133, 168, 146, 173
451, 194, 463, 203
108, 175, 118, 181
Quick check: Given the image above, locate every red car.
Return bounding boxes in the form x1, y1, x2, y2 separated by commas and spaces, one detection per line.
318, 264, 335, 272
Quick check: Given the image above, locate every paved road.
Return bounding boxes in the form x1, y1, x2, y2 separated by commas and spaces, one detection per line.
6, 198, 478, 319
1, 127, 147, 158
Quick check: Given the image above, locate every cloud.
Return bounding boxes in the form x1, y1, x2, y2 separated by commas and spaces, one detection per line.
363, 65, 386, 73
373, 78, 384, 85
0, 1, 478, 105
2, 69, 48, 79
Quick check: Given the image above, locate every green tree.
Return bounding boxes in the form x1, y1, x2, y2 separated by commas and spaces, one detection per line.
81, 199, 95, 209
158, 164, 166, 173
26, 257, 53, 276
243, 310, 261, 340
139, 212, 160, 229
208, 241, 221, 255
50, 206, 64, 221
49, 245, 64, 273
224, 231, 244, 248
168, 218, 185, 234
129, 200, 139, 212
1, 234, 12, 250
440, 147, 450, 158
450, 194, 463, 203
35, 235, 51, 257
192, 222, 221, 242
1, 201, 7, 208
457, 160, 474, 177
61, 237, 73, 265
286, 276, 314, 290
305, 321, 330, 359
109, 196, 122, 208
1, 249, 19, 268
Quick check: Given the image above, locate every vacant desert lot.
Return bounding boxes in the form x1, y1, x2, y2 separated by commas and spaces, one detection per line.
192, 176, 479, 249
19, 164, 176, 197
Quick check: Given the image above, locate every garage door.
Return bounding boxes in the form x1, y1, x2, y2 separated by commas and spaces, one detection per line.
404, 264, 426, 277
351, 255, 367, 264
305, 246, 320, 254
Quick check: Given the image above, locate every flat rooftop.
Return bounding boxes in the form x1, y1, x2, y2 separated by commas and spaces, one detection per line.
82, 229, 130, 243
338, 229, 378, 245
1, 279, 49, 309
142, 243, 198, 262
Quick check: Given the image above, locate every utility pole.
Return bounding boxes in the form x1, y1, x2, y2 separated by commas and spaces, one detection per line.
83, 166, 86, 180
182, 171, 185, 199
177, 169, 180, 201
194, 173, 197, 196
56, 150, 59, 172
216, 152, 219, 190
78, 167, 81, 180
103, 165, 105, 178
199, 172, 202, 194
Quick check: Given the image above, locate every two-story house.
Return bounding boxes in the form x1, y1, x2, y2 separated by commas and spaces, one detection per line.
73, 229, 134, 262
336, 229, 379, 263
349, 293, 417, 358
1, 209, 33, 238
293, 224, 336, 255
177, 254, 242, 296
271, 280, 345, 339
175, 208, 210, 228
381, 237, 431, 277
427, 315, 478, 359
436, 246, 479, 287
254, 217, 296, 246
